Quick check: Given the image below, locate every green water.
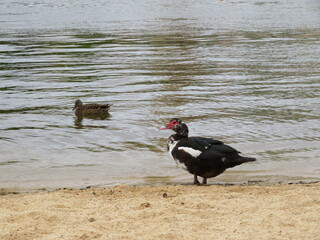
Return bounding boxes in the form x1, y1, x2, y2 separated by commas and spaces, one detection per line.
0, 0, 319, 190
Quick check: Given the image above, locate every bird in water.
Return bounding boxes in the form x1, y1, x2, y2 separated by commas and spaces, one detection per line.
160, 118, 256, 185
73, 99, 112, 120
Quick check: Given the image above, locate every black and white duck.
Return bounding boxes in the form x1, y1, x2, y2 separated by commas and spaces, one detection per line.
160, 118, 256, 185
73, 99, 112, 119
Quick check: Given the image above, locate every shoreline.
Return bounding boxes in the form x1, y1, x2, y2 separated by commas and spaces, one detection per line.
1, 179, 319, 195
1, 182, 320, 240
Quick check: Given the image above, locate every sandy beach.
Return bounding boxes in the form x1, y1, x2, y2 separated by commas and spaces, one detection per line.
1, 183, 320, 240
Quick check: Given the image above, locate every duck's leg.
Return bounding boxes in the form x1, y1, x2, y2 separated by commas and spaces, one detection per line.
193, 174, 200, 185
202, 177, 207, 185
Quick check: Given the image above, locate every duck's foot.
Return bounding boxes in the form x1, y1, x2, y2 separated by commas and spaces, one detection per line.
193, 174, 200, 185
202, 178, 207, 185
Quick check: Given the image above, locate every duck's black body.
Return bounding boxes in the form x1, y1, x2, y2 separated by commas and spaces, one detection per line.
161, 118, 256, 184
73, 99, 112, 119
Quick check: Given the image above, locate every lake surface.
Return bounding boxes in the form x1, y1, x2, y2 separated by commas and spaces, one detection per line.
1, 0, 320, 190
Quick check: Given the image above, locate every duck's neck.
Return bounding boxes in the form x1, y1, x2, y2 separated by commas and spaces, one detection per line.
171, 134, 188, 141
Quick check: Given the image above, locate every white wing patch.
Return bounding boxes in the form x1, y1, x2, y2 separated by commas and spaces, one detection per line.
178, 147, 202, 158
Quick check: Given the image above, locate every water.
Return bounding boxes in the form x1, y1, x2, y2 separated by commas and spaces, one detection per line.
1, 0, 320, 190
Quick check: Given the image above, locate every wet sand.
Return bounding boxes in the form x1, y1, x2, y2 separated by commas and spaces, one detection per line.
1, 183, 320, 240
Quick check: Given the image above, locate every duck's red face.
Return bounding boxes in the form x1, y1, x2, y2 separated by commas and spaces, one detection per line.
160, 119, 181, 130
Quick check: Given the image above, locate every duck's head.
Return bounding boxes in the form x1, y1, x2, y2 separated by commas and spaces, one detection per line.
73, 99, 83, 110
160, 118, 189, 137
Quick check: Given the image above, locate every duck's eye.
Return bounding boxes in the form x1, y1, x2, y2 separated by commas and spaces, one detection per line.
172, 121, 177, 124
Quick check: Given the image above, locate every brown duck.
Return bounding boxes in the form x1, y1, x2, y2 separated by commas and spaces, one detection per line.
73, 99, 112, 118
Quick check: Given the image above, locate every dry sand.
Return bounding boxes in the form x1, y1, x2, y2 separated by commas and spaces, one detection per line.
1, 183, 320, 240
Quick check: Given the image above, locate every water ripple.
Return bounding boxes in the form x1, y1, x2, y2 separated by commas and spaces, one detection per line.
0, 0, 320, 189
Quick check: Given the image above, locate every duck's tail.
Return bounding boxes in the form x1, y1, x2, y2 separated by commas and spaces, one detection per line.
234, 156, 256, 164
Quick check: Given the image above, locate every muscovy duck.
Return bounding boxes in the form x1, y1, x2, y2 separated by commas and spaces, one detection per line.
73, 99, 112, 118
160, 118, 256, 185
